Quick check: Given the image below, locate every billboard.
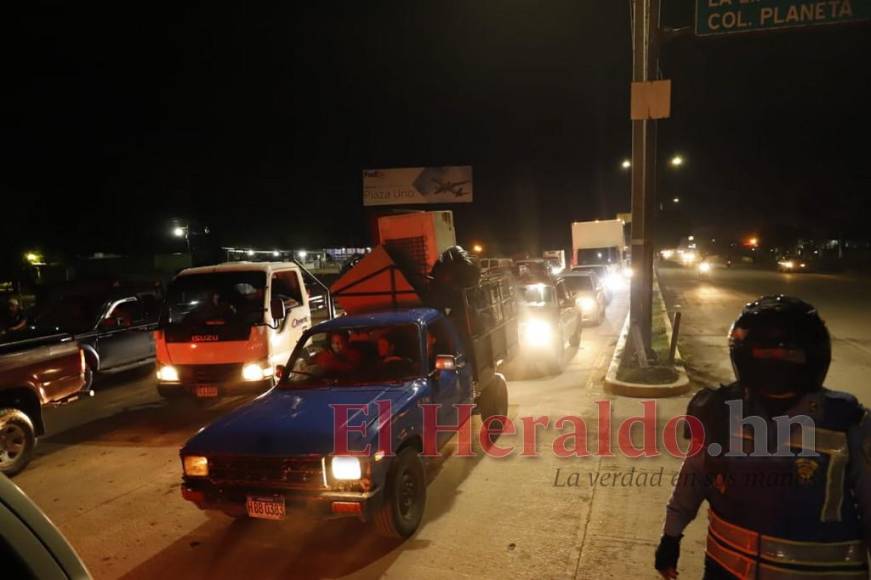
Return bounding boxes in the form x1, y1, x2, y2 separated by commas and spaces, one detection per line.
363, 166, 473, 207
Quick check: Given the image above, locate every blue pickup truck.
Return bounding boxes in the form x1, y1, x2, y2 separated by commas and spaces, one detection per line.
179, 267, 517, 538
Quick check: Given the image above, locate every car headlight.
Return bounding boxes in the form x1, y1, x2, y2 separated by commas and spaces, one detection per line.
522, 319, 553, 346
576, 296, 597, 312
605, 273, 624, 291
331, 456, 362, 480
157, 365, 179, 382
183, 455, 209, 477
779, 260, 795, 270
698, 262, 712, 273
242, 362, 274, 382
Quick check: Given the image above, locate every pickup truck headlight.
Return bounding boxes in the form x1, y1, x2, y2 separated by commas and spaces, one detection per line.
157, 365, 179, 382
331, 456, 362, 480
521, 319, 553, 346
242, 362, 274, 382
576, 296, 596, 313
183, 455, 209, 477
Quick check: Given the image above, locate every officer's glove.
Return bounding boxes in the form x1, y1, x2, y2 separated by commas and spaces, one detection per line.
655, 534, 682, 579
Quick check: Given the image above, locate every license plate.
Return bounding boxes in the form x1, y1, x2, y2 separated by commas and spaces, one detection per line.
195, 385, 219, 398
246, 495, 286, 520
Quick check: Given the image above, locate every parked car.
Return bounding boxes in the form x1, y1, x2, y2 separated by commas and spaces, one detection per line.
32, 284, 160, 389
516, 277, 581, 373
0, 472, 91, 578
559, 271, 607, 325
0, 332, 88, 475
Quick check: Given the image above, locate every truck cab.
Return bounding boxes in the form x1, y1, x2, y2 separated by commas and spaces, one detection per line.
179, 308, 502, 538
155, 262, 312, 399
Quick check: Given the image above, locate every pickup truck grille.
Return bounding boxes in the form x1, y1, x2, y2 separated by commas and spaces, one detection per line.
208, 456, 324, 489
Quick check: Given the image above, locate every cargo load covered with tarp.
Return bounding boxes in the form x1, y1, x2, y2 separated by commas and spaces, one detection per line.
331, 242, 517, 386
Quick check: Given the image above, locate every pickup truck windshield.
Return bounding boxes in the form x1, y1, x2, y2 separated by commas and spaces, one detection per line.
519, 284, 556, 307
282, 324, 421, 386
164, 272, 267, 327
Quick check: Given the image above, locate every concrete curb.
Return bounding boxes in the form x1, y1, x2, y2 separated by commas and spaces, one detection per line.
604, 273, 691, 398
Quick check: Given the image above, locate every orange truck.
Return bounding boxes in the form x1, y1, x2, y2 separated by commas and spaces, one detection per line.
154, 262, 313, 399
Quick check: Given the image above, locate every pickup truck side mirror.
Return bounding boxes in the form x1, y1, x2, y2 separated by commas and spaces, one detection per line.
275, 364, 285, 382
434, 354, 456, 372
270, 298, 286, 322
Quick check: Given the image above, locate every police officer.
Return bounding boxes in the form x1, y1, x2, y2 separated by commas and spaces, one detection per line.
655, 295, 871, 579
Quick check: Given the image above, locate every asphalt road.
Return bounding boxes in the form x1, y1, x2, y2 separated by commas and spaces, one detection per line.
13, 289, 694, 580
658, 264, 871, 405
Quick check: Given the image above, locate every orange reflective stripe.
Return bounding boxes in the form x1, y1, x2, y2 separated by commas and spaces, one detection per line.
709, 509, 760, 554
707, 534, 757, 579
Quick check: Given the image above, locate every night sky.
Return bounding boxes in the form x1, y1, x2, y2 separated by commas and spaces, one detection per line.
3, 1, 870, 267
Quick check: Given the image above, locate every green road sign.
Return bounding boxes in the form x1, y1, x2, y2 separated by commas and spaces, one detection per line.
696, 0, 871, 36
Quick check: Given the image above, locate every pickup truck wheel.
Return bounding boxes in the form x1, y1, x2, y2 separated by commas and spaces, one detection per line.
0, 409, 36, 476
479, 375, 509, 420
374, 447, 426, 539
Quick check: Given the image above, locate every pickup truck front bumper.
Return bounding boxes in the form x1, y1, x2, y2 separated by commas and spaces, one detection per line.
180, 479, 383, 522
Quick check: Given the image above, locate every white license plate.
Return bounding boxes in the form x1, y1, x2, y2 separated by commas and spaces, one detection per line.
195, 385, 219, 398
246, 495, 286, 520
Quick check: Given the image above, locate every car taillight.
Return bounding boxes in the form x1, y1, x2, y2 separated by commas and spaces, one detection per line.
80, 349, 86, 373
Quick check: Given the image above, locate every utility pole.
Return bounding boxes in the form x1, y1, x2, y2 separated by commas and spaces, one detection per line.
629, 0, 661, 354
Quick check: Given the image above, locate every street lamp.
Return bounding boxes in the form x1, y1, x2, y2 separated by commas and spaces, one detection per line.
672, 197, 680, 204
297, 250, 308, 260
172, 226, 186, 238
670, 155, 684, 167
621, 159, 631, 170
472, 244, 484, 254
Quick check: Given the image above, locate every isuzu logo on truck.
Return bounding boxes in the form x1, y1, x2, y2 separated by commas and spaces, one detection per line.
191, 335, 220, 342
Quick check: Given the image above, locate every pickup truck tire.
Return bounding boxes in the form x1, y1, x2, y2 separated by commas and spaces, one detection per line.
374, 447, 426, 539
479, 375, 509, 420
0, 409, 36, 476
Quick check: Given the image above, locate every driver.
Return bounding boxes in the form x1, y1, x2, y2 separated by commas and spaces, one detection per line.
314, 331, 363, 375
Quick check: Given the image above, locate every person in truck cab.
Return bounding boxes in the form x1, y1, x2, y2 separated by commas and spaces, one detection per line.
0, 298, 28, 337
196, 291, 236, 322
314, 331, 363, 375
376, 332, 415, 379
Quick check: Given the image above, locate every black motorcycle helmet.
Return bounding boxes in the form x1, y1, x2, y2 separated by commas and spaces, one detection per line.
729, 295, 831, 396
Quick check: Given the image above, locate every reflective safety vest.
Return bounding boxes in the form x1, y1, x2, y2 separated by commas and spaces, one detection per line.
696, 386, 868, 578
706, 509, 867, 579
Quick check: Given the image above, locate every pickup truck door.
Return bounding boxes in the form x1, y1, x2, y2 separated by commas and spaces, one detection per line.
94, 298, 154, 371
427, 319, 473, 448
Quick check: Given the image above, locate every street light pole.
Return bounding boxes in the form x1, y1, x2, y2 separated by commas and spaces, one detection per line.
629, 0, 661, 353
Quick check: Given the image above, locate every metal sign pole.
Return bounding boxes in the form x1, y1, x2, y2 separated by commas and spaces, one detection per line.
629, 0, 660, 353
